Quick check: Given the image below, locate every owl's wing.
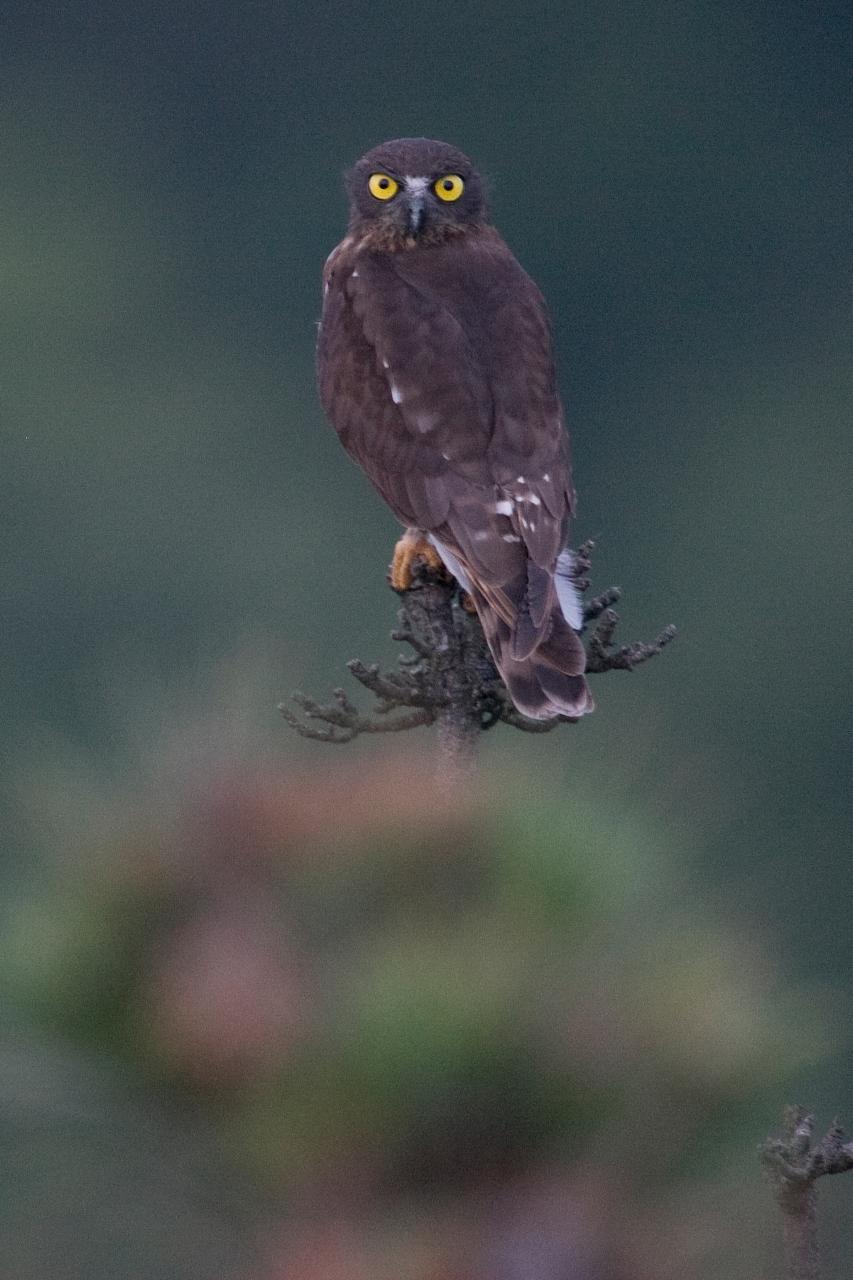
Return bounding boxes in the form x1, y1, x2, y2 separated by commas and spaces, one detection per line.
317, 233, 588, 716
318, 240, 494, 531
386, 232, 582, 659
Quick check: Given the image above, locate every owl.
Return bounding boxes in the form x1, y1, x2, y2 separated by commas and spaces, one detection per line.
317, 137, 592, 720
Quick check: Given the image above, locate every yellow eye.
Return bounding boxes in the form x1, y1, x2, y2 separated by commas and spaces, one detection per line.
368, 173, 399, 200
434, 174, 465, 202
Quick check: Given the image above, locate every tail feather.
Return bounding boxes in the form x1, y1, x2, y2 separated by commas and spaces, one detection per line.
509, 560, 553, 661
476, 591, 593, 721
534, 663, 593, 720
430, 536, 594, 722
536, 611, 586, 675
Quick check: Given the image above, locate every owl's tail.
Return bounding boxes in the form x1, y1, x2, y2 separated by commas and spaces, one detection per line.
430, 537, 593, 720
472, 588, 593, 721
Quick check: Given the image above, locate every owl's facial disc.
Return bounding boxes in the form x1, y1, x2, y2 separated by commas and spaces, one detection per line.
346, 143, 484, 245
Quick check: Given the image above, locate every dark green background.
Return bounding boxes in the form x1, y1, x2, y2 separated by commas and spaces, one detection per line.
3, 0, 853, 1272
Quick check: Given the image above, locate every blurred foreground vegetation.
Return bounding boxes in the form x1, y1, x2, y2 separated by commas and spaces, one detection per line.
1, 688, 829, 1279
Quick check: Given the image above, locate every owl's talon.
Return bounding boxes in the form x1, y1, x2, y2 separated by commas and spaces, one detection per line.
389, 529, 445, 591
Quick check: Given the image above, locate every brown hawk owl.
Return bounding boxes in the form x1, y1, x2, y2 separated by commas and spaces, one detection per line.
317, 137, 593, 720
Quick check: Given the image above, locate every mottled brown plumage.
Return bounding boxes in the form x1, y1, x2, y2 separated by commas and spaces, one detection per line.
317, 137, 593, 719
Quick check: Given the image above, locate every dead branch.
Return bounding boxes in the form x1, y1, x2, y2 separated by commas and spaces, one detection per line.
281, 540, 674, 773
761, 1107, 853, 1280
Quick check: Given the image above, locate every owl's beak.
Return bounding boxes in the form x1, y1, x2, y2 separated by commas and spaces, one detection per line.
406, 191, 426, 236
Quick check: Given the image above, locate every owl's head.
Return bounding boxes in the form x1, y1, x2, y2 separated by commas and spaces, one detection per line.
345, 138, 487, 247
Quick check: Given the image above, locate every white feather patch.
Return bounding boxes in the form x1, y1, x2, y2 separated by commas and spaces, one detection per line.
430, 537, 472, 592
494, 499, 513, 516
555, 548, 584, 630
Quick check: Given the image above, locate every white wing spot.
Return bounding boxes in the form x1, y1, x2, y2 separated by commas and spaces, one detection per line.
495, 500, 513, 516
502, 533, 521, 543
382, 358, 390, 369
542, 472, 551, 482
390, 382, 403, 405
528, 494, 542, 506
473, 531, 489, 542
516, 475, 525, 483
351, 269, 359, 278
441, 451, 451, 461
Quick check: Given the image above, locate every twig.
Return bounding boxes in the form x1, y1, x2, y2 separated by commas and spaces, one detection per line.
585, 609, 676, 674
279, 690, 433, 744
280, 543, 675, 772
760, 1107, 853, 1280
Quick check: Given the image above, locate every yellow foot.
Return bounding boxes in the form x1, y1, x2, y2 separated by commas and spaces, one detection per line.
389, 528, 445, 590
